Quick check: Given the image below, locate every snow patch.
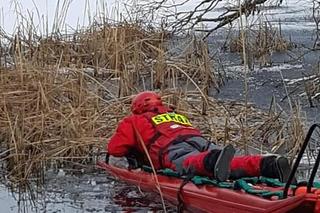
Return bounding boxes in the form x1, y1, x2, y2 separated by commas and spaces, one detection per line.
226, 64, 303, 75
257, 64, 303, 73
284, 74, 317, 85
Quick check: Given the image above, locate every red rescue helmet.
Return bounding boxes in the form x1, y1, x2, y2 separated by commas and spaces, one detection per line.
131, 91, 163, 114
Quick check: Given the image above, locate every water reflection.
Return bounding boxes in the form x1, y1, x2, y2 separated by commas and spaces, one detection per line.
0, 169, 174, 213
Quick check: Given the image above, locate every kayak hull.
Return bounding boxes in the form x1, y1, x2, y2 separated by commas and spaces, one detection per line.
98, 162, 310, 213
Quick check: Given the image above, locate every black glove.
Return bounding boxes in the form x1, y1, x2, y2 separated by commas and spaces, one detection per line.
105, 153, 110, 164
126, 149, 145, 170
126, 155, 140, 170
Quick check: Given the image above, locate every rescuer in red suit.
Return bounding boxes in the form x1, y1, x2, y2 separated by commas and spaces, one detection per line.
107, 91, 292, 182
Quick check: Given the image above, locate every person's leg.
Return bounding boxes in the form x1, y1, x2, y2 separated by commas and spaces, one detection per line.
230, 155, 292, 183
179, 150, 211, 176
166, 136, 217, 175
229, 155, 262, 179
169, 143, 235, 181
203, 144, 235, 181
260, 155, 292, 183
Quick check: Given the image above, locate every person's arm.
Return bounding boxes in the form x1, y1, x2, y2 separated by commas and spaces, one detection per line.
107, 117, 136, 157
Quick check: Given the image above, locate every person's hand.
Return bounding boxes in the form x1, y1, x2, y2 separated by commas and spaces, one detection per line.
126, 155, 140, 170
105, 153, 110, 164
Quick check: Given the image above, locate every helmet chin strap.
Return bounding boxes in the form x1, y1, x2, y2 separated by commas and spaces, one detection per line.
150, 106, 159, 113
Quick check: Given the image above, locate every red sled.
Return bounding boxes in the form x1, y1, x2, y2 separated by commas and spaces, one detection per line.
98, 124, 320, 213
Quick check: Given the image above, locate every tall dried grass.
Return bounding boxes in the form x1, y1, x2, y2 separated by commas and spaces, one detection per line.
0, 19, 226, 185
0, 64, 106, 184
304, 64, 320, 107
0, 9, 306, 187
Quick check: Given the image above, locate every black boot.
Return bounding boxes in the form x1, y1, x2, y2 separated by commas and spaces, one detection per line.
204, 144, 235, 182
260, 156, 293, 183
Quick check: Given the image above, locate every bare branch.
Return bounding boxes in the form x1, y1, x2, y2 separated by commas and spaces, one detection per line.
133, 0, 280, 38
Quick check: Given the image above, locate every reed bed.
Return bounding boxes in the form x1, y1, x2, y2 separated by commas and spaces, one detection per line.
304, 66, 320, 107
0, 65, 104, 183
0, 21, 222, 184
280, 63, 320, 108
0, 21, 305, 186
229, 20, 294, 68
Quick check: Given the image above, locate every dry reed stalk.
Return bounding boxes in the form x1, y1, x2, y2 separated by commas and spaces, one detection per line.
271, 104, 306, 161
132, 123, 167, 212
304, 69, 320, 107
238, 0, 249, 154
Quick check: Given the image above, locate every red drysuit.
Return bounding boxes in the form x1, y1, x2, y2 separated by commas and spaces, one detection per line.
107, 106, 262, 177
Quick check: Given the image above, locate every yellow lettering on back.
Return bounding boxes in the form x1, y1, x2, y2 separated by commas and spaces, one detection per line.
151, 113, 192, 126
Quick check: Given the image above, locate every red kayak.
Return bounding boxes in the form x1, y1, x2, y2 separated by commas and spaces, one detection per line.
98, 162, 320, 213
99, 125, 320, 212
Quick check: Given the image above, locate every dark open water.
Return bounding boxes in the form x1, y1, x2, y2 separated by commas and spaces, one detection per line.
0, 170, 175, 212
